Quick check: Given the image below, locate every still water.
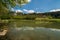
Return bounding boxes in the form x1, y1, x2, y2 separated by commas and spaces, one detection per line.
6, 20, 60, 40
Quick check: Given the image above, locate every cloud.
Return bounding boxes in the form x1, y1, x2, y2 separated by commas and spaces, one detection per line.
27, 10, 35, 13
15, 10, 23, 13
28, 0, 31, 2
50, 9, 60, 12
23, 9, 28, 11
23, 9, 35, 13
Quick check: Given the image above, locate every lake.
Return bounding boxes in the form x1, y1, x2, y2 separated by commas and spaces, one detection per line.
2, 20, 60, 40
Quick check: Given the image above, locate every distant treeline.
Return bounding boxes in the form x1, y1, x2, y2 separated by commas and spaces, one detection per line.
0, 11, 60, 19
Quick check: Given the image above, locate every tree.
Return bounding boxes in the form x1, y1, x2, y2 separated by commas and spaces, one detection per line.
0, 0, 29, 14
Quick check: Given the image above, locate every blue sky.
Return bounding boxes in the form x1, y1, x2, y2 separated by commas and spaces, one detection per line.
13, 0, 60, 13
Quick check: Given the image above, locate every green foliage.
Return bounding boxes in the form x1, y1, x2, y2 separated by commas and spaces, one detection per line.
0, 0, 29, 16
0, 0, 29, 9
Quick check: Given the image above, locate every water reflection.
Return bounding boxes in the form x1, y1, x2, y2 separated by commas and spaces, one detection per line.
9, 20, 60, 28
6, 27, 60, 40
6, 20, 60, 40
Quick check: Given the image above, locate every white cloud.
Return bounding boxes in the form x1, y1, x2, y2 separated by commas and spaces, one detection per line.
50, 9, 60, 12
23, 9, 35, 13
15, 10, 23, 13
28, 0, 31, 2
27, 10, 35, 13
23, 9, 28, 11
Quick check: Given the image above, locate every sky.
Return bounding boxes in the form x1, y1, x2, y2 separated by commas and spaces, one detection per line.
12, 0, 60, 13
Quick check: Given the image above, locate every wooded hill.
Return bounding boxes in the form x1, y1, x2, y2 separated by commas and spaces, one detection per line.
0, 11, 60, 19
